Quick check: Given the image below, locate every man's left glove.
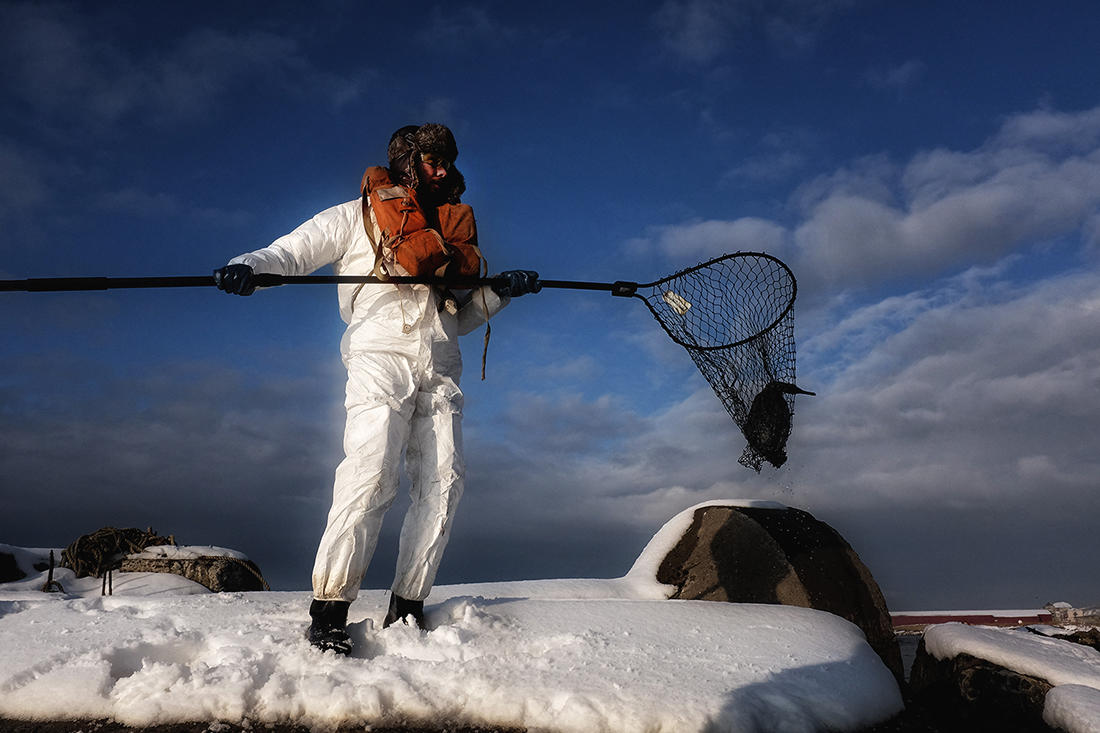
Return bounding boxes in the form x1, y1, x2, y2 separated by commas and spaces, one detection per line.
491, 270, 541, 298
213, 264, 256, 296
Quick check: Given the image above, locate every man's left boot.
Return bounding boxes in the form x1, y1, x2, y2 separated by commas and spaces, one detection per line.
306, 599, 352, 655
383, 592, 425, 629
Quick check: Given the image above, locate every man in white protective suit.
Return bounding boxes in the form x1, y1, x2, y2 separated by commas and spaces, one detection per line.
214, 123, 540, 654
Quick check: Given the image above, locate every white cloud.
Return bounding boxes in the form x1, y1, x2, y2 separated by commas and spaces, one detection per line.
994, 106, 1100, 152
648, 105, 1100, 293
795, 141, 1100, 287
794, 267, 1100, 508
792, 154, 898, 211
639, 217, 790, 261
502, 266, 1100, 511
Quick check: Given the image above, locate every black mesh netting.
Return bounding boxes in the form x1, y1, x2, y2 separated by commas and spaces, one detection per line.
635, 252, 812, 471
61, 526, 176, 578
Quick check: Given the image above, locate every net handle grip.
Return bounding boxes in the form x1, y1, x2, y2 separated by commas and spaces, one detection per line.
534, 279, 637, 297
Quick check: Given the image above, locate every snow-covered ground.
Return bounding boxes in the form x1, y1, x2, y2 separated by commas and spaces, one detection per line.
0, 504, 906, 733
0, 586, 901, 732
923, 623, 1100, 733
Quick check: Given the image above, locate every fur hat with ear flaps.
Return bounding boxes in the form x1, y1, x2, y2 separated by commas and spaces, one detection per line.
387, 123, 466, 204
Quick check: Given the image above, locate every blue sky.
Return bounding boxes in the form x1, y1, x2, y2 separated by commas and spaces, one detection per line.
2, 0, 1099, 611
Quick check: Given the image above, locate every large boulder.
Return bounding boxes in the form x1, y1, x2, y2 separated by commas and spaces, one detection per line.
907, 623, 1100, 732
119, 546, 268, 593
650, 501, 903, 684
57, 527, 267, 593
908, 639, 1055, 731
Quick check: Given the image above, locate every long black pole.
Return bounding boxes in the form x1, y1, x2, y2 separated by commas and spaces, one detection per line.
0, 273, 640, 296
1, 276, 215, 292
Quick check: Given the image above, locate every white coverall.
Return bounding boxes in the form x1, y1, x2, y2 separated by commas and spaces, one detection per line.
229, 199, 507, 603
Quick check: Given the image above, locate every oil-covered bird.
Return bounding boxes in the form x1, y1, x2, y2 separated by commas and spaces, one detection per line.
742, 381, 815, 469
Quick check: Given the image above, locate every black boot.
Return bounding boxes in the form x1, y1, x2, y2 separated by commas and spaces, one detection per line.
306, 599, 352, 654
382, 593, 425, 629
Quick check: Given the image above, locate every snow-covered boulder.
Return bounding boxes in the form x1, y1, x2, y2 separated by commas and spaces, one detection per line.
55, 526, 267, 593
631, 500, 903, 683
119, 545, 268, 592
911, 623, 1100, 733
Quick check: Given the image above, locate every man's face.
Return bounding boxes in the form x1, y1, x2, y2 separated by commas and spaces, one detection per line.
418, 152, 451, 197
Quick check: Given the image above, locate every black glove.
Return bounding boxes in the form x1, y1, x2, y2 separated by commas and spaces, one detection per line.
213, 264, 256, 296
491, 270, 541, 298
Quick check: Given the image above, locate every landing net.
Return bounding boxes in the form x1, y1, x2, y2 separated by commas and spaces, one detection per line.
635, 252, 809, 471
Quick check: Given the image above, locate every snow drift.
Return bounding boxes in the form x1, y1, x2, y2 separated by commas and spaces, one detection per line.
0, 503, 905, 731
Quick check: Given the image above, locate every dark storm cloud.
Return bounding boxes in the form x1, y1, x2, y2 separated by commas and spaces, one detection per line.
0, 353, 345, 589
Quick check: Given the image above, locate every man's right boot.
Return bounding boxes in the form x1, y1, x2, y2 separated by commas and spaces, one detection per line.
306, 599, 352, 655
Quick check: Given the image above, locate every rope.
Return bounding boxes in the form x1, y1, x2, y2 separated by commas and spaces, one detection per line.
60, 527, 176, 578
226, 557, 271, 591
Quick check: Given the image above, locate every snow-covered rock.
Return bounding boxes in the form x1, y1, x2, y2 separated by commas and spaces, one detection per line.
641, 500, 902, 683
912, 623, 1100, 733
119, 544, 268, 592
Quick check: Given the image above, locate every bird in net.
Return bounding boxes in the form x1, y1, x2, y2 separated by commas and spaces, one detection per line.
632, 252, 814, 471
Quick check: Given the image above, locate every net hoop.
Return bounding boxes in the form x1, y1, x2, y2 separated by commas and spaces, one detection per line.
635, 251, 797, 351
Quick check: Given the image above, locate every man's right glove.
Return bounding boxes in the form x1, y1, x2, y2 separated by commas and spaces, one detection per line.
213, 264, 256, 296
491, 270, 541, 298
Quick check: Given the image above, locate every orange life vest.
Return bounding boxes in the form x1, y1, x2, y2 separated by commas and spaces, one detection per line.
360, 166, 484, 279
